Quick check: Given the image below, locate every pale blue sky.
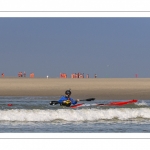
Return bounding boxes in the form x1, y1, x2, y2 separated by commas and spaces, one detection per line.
0, 18, 150, 78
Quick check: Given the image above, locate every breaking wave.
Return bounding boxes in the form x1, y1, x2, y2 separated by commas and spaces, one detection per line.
1, 108, 150, 122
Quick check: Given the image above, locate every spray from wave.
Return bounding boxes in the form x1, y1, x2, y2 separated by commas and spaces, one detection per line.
1, 108, 150, 122
136, 100, 148, 106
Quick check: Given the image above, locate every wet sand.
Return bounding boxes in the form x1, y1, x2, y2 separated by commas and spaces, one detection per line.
0, 78, 150, 100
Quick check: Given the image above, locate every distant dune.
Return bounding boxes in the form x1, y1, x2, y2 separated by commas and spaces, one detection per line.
0, 78, 150, 100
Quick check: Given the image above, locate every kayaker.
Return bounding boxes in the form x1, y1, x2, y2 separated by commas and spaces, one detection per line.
58, 90, 80, 107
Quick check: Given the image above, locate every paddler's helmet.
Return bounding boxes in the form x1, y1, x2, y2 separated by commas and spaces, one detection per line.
65, 90, 71, 96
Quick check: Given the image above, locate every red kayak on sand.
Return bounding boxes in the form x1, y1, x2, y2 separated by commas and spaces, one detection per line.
70, 99, 138, 108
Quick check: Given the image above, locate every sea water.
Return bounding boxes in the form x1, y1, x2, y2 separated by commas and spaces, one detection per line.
0, 96, 150, 133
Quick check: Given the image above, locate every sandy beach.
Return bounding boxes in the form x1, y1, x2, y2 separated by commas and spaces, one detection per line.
0, 78, 150, 100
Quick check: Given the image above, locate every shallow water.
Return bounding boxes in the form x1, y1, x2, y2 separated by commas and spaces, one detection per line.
0, 96, 150, 133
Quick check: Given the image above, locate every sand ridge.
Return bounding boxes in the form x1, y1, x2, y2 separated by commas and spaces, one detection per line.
0, 78, 150, 100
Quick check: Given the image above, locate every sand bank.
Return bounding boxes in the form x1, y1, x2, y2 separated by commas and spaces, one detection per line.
0, 78, 150, 100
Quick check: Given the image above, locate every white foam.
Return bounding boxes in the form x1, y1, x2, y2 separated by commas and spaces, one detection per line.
1, 108, 150, 122
136, 100, 148, 106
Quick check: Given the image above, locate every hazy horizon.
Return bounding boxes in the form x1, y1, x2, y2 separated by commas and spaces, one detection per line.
0, 18, 150, 78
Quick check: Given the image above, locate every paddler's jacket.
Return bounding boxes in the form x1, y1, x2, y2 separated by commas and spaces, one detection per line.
58, 96, 77, 106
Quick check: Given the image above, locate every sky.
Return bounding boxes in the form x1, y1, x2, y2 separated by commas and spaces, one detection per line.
0, 18, 150, 78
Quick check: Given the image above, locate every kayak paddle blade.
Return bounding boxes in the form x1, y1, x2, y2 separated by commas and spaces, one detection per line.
80, 98, 95, 101
49, 101, 59, 105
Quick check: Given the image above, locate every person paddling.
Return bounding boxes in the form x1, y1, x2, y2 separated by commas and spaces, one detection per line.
58, 90, 80, 107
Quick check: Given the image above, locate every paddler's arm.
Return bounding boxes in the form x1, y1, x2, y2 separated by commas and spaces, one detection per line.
76, 99, 80, 102
70, 98, 80, 105
58, 96, 66, 104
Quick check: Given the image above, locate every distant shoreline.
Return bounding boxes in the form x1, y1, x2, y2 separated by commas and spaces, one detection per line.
0, 78, 150, 100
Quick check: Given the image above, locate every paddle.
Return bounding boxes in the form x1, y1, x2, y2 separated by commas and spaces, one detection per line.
80, 98, 95, 101
49, 98, 95, 105
49, 101, 60, 105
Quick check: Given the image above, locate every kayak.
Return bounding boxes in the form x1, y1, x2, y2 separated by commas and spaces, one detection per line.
70, 99, 138, 108
108, 99, 137, 106
49, 99, 138, 109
